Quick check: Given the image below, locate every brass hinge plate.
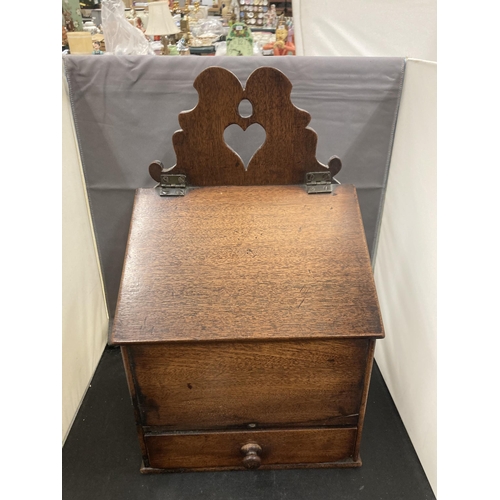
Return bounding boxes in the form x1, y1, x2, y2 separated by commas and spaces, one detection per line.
305, 171, 335, 194
159, 174, 187, 196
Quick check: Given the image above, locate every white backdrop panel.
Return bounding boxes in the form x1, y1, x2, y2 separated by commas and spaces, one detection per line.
373, 59, 437, 494
62, 68, 109, 444
293, 0, 436, 61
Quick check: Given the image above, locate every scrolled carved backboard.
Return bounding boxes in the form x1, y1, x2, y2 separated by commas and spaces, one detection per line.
149, 66, 341, 187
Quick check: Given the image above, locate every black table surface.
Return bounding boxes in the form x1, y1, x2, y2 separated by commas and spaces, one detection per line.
62, 346, 435, 500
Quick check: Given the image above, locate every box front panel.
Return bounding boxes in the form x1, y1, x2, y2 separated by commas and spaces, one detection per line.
129, 339, 370, 431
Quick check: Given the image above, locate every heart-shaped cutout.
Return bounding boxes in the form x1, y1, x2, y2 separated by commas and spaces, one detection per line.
223, 123, 266, 170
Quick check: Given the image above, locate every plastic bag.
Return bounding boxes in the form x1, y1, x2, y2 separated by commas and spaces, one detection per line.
192, 18, 223, 38
101, 0, 153, 55
191, 18, 223, 47
214, 41, 226, 56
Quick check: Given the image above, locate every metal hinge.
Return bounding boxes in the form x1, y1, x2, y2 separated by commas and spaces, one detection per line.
159, 173, 187, 196
305, 172, 335, 194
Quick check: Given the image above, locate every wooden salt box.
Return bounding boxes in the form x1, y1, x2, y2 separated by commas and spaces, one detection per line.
111, 66, 384, 473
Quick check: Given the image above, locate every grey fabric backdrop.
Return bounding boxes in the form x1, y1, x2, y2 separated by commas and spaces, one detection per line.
63, 55, 405, 318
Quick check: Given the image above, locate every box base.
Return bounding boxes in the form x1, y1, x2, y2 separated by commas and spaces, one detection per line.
140, 457, 362, 474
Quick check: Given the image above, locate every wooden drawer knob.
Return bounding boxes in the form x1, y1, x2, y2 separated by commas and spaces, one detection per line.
240, 443, 262, 469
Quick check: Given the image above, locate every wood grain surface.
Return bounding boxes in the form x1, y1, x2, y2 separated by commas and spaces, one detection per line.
128, 339, 370, 430
144, 427, 358, 470
111, 184, 383, 344
151, 66, 342, 187
354, 339, 376, 462
121, 346, 150, 466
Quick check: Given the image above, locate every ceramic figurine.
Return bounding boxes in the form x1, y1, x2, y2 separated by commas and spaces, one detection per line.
167, 43, 179, 55
226, 22, 253, 55
230, 0, 240, 18
264, 4, 276, 28
262, 22, 295, 55
92, 40, 103, 54
177, 37, 191, 55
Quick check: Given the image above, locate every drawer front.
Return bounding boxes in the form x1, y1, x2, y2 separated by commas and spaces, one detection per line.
145, 427, 358, 470
128, 339, 370, 430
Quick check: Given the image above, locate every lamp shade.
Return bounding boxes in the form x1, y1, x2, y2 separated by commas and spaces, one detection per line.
145, 1, 180, 36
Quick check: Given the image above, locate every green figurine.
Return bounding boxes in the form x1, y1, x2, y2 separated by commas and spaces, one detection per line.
226, 22, 253, 56
167, 43, 179, 55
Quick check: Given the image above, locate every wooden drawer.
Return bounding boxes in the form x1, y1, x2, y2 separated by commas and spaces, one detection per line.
127, 339, 371, 431
144, 427, 359, 471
